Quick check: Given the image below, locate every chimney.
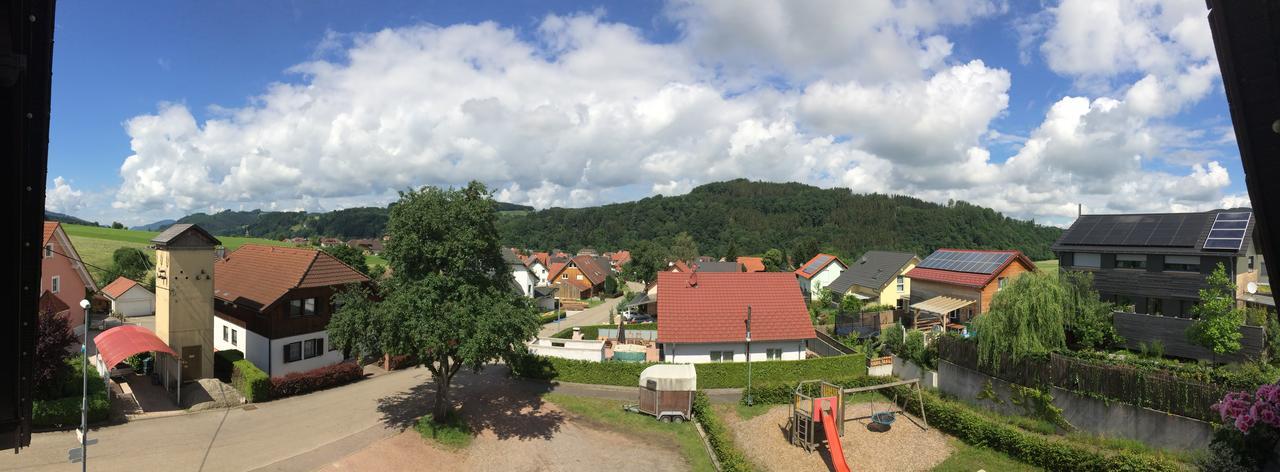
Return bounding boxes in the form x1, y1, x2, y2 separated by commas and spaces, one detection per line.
1078, 203, 1082, 217
688, 271, 698, 287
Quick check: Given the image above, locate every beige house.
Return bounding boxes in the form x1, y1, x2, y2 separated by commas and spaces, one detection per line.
826, 251, 920, 309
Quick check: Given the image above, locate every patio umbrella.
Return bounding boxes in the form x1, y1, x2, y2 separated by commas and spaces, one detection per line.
617, 316, 627, 343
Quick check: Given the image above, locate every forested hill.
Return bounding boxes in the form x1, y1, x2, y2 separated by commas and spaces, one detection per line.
174, 201, 533, 239
496, 179, 1063, 261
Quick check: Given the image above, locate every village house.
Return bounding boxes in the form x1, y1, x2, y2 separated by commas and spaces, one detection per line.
905, 249, 1037, 332
101, 276, 155, 317
526, 256, 550, 286
318, 237, 343, 248
737, 256, 766, 273
826, 251, 920, 309
549, 254, 611, 300
506, 251, 535, 297
345, 238, 384, 254
41, 221, 98, 334
657, 271, 814, 363
794, 253, 847, 300
212, 244, 371, 377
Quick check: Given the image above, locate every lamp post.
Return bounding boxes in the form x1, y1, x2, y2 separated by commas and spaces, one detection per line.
745, 305, 753, 406
78, 298, 91, 472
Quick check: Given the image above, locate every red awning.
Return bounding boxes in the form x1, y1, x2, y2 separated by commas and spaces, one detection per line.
94, 325, 177, 368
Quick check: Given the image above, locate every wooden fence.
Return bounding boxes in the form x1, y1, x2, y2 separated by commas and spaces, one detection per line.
937, 337, 1228, 423
1112, 311, 1266, 363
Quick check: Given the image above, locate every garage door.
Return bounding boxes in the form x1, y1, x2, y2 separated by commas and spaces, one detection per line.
115, 299, 153, 316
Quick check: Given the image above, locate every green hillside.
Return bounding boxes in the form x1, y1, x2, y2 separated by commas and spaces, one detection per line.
497, 179, 1064, 262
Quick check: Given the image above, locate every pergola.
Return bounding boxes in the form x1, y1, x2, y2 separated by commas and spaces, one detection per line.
909, 295, 974, 331
93, 325, 181, 403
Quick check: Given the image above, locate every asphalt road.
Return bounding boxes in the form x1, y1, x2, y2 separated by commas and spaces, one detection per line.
537, 292, 630, 338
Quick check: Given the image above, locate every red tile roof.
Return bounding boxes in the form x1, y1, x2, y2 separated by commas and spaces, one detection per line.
904, 249, 1037, 288
214, 244, 369, 311
657, 271, 814, 343
38, 290, 70, 314
102, 276, 145, 299
737, 256, 765, 273
609, 250, 631, 266
668, 260, 692, 272
43, 221, 59, 245
548, 255, 610, 286
794, 253, 845, 279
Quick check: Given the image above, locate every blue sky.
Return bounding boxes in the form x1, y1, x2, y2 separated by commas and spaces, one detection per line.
47, 0, 1247, 227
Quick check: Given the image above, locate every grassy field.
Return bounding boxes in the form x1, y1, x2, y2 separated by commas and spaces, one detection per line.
932, 438, 1041, 471
1035, 258, 1059, 274
61, 224, 380, 285
544, 393, 715, 472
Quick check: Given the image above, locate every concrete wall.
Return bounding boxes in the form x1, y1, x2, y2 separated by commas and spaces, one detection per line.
891, 356, 938, 389
937, 360, 1212, 451
661, 340, 807, 363
527, 338, 605, 362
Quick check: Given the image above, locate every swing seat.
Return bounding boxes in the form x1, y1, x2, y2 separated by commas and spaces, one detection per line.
871, 411, 897, 427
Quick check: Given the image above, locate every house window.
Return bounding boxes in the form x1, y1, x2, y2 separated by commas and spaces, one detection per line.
223, 326, 229, 342
290, 300, 303, 317
896, 275, 904, 293
304, 298, 316, 316
1073, 253, 1101, 268
51, 276, 60, 294
1147, 298, 1164, 316
997, 277, 1006, 291
303, 338, 324, 359
766, 348, 783, 360
231, 329, 238, 346
1164, 256, 1201, 273
576, 275, 583, 280
283, 342, 302, 363
1248, 256, 1256, 272
561, 274, 568, 279
44, 244, 53, 258
710, 351, 734, 362
1115, 254, 1147, 270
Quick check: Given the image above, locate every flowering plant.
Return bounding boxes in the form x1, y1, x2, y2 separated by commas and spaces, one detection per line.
1213, 383, 1280, 434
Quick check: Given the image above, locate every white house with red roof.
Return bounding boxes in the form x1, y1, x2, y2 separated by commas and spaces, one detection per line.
794, 253, 847, 300
101, 276, 155, 316
657, 271, 815, 363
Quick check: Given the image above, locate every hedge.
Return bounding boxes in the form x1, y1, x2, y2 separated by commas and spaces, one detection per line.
887, 386, 1180, 472
231, 359, 271, 402
692, 392, 754, 472
32, 357, 109, 427
509, 353, 867, 388
270, 362, 365, 399
744, 375, 898, 405
550, 323, 657, 340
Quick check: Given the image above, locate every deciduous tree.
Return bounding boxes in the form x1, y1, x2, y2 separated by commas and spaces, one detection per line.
35, 308, 77, 398
762, 248, 786, 272
322, 243, 372, 278
670, 231, 700, 264
1188, 263, 1245, 359
973, 271, 1066, 369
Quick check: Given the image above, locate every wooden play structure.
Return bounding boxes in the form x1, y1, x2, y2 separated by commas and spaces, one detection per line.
789, 378, 930, 471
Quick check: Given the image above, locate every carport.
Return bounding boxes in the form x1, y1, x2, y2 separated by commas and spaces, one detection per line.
909, 295, 974, 332
93, 325, 182, 403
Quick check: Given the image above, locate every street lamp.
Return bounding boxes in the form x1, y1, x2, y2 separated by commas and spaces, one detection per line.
78, 298, 91, 471
745, 305, 753, 406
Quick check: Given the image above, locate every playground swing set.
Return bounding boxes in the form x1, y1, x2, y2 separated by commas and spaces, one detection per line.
788, 378, 929, 472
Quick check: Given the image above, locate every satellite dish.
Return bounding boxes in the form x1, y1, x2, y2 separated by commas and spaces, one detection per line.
1248, 282, 1258, 294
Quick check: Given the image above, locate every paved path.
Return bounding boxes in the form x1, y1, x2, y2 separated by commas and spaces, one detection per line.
537, 293, 626, 338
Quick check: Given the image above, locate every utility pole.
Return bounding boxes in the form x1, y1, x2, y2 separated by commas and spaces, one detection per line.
745, 305, 753, 406
78, 299, 90, 471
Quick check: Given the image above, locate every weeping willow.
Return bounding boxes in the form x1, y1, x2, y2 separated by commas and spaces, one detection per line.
973, 271, 1067, 369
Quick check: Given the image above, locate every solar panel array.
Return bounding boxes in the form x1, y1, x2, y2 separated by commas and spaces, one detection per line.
801, 254, 833, 275
1057, 213, 1210, 248
1202, 211, 1251, 251
917, 250, 1012, 275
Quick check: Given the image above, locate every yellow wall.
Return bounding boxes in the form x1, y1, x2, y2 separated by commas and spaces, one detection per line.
155, 247, 215, 380
876, 261, 916, 306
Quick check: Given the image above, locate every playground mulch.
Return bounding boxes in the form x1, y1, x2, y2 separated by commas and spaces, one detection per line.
720, 402, 953, 472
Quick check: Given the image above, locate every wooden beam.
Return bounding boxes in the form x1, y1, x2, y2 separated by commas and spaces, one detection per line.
842, 378, 919, 394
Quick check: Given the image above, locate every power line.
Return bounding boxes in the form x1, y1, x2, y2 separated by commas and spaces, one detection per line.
44, 245, 153, 291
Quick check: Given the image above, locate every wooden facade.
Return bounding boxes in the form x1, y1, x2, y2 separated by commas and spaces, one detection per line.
1058, 251, 1244, 317
215, 285, 351, 340
1113, 311, 1266, 363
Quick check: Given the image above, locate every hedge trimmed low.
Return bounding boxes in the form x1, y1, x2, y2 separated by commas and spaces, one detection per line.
231, 359, 270, 402
745, 375, 898, 405
510, 353, 867, 388
270, 362, 364, 399
32, 358, 109, 428
692, 392, 753, 472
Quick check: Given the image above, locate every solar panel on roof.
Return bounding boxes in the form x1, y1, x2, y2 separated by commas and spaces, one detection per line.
1204, 239, 1244, 250
1217, 212, 1251, 221
1214, 220, 1248, 229
802, 255, 833, 274
1202, 211, 1251, 251
1209, 229, 1246, 239
918, 250, 1010, 275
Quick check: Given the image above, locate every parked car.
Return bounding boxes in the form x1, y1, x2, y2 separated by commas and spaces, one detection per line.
628, 313, 654, 324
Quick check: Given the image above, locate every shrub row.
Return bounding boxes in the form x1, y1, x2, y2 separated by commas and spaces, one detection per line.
270, 362, 364, 399
744, 375, 898, 405
888, 385, 1180, 472
32, 357, 110, 427
509, 353, 867, 389
386, 354, 418, 370
691, 392, 753, 472
231, 359, 271, 403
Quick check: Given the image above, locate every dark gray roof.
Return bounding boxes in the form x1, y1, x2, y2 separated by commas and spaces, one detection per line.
150, 224, 222, 247
827, 251, 918, 294
1051, 209, 1255, 257
694, 261, 742, 272
503, 251, 526, 267
533, 286, 558, 298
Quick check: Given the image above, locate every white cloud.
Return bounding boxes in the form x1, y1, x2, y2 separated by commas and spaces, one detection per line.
46, 176, 86, 214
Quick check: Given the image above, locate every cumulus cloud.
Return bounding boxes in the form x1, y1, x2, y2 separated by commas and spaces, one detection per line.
109, 1, 1239, 227
46, 176, 86, 214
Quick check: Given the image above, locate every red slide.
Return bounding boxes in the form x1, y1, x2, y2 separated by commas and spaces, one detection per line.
815, 399, 852, 472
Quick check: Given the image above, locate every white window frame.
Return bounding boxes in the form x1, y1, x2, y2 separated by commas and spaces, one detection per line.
896, 275, 904, 293
766, 348, 782, 360
51, 275, 60, 294
710, 350, 734, 362
44, 244, 53, 258
997, 277, 1006, 291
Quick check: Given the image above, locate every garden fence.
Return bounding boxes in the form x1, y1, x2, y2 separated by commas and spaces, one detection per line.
937, 337, 1228, 423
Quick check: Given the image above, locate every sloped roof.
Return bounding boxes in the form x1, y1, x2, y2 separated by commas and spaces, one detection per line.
1051, 209, 1255, 256
905, 249, 1036, 288
214, 244, 369, 311
151, 224, 222, 247
827, 251, 918, 294
737, 256, 765, 273
694, 261, 742, 272
657, 272, 814, 343
42, 221, 99, 291
102, 276, 149, 299
38, 290, 70, 314
609, 250, 632, 266
547, 255, 610, 286
794, 253, 845, 280
43, 221, 59, 245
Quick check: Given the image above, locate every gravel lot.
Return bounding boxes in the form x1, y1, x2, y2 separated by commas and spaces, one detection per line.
721, 402, 954, 472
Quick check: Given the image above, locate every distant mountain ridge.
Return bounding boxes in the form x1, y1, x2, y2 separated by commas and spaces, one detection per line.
45, 211, 97, 227
169, 201, 534, 240
131, 219, 176, 231
496, 179, 1064, 261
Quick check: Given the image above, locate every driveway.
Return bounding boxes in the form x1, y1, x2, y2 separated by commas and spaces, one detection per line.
537, 293, 627, 338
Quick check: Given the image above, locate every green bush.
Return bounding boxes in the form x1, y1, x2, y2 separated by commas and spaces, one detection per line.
416, 412, 473, 449
32, 356, 110, 427
692, 392, 754, 471
509, 353, 867, 388
888, 386, 1179, 471
231, 359, 271, 402
539, 311, 564, 324
744, 375, 897, 405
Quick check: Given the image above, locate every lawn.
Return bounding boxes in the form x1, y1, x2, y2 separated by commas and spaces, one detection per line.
932, 438, 1042, 472
62, 224, 382, 285
544, 393, 716, 472
1036, 258, 1059, 274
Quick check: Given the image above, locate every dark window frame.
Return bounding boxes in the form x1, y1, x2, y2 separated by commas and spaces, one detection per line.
283, 342, 303, 363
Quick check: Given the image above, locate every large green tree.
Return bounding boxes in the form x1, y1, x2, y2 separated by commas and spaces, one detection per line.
99, 247, 151, 284
973, 271, 1067, 368
327, 182, 539, 419
762, 248, 787, 272
670, 231, 700, 263
1060, 271, 1121, 349
1187, 263, 1245, 359
623, 240, 668, 283
790, 237, 820, 267
322, 244, 372, 277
